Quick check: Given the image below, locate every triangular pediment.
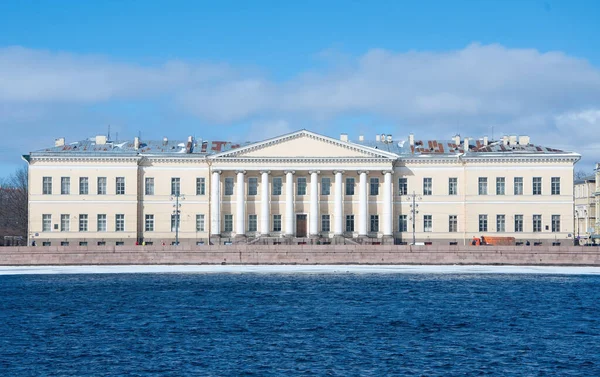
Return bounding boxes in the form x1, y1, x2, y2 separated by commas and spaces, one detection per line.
211, 130, 398, 159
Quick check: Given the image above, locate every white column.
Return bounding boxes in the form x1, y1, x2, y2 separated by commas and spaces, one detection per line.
358, 171, 368, 236
383, 170, 393, 237
285, 170, 295, 235
236, 170, 245, 235
334, 171, 343, 235
309, 171, 319, 236
211, 170, 221, 236
260, 171, 270, 235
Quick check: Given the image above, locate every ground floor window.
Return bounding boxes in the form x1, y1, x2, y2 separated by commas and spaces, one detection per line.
273, 214, 282, 232
321, 215, 330, 232
399, 215, 408, 232
514, 215, 523, 232
497, 215, 505, 232
370, 215, 379, 232
479, 215, 488, 232
248, 214, 257, 232
552, 215, 560, 232
449, 215, 457, 233
145, 214, 154, 232
345, 215, 354, 232
196, 214, 205, 232
224, 214, 233, 232
423, 215, 432, 232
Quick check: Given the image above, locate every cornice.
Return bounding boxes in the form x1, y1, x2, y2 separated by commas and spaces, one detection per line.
213, 156, 393, 164
29, 156, 141, 163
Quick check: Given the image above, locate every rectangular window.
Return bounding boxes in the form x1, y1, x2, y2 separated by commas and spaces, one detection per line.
60, 214, 70, 232
552, 215, 560, 233
196, 177, 206, 195
370, 215, 379, 232
42, 214, 52, 232
248, 214, 257, 232
423, 178, 432, 196
321, 177, 331, 195
321, 215, 331, 232
533, 177, 542, 195
478, 177, 488, 195
370, 178, 379, 196
551, 177, 560, 195
171, 214, 180, 232
273, 214, 282, 232
116, 177, 125, 195
297, 177, 307, 196
61, 177, 70, 195
97, 177, 107, 195
272, 177, 282, 196
79, 177, 88, 195
398, 178, 408, 195
171, 177, 181, 196
449, 215, 458, 233
514, 177, 523, 195
514, 215, 523, 232
116, 214, 125, 232
399, 215, 408, 232
43, 177, 52, 195
79, 214, 88, 232
97, 214, 107, 232
479, 215, 488, 232
145, 214, 154, 232
345, 178, 355, 195
224, 177, 234, 196
423, 215, 432, 232
533, 214, 542, 232
345, 215, 354, 232
248, 178, 258, 196
224, 214, 233, 232
497, 215, 505, 233
496, 177, 505, 195
145, 177, 154, 195
448, 178, 458, 195
196, 214, 205, 232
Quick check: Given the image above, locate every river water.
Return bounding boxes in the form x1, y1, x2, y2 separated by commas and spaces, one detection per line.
1, 273, 599, 376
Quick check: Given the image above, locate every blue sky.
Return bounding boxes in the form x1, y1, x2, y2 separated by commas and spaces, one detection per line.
1, 0, 599, 176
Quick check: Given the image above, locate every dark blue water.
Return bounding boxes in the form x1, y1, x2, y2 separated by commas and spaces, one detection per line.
1, 273, 599, 376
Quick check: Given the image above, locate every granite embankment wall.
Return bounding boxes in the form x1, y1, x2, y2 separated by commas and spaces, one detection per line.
1, 245, 600, 266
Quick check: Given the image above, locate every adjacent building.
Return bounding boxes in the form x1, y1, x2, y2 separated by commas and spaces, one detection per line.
24, 130, 580, 246
574, 174, 596, 244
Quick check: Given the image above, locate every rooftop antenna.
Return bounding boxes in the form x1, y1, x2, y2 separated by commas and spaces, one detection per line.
107, 125, 111, 141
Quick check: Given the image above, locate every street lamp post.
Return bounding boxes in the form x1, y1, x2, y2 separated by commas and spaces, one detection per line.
404, 191, 421, 245
171, 193, 185, 245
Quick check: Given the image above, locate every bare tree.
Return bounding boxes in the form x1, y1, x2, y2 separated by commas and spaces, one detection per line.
574, 170, 593, 180
0, 166, 28, 244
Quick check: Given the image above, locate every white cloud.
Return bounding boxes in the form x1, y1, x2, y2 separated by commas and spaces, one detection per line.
1, 43, 600, 169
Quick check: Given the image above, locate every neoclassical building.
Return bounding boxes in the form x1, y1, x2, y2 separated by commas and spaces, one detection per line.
24, 130, 580, 246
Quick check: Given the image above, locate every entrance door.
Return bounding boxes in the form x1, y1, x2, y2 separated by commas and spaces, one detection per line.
296, 214, 307, 237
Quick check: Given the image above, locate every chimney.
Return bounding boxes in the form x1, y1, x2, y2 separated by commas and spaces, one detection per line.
95, 135, 107, 145
509, 135, 518, 146
518, 135, 530, 145
453, 135, 460, 146
409, 133, 415, 146
340, 133, 348, 142
186, 136, 193, 153
134, 136, 140, 149
163, 137, 168, 146
502, 135, 509, 146
358, 134, 364, 142
483, 136, 489, 146
463, 137, 470, 151
54, 137, 65, 147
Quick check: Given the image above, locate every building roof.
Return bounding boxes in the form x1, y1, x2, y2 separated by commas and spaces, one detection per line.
27, 131, 577, 159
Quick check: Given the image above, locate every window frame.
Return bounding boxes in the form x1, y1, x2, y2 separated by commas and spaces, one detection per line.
533, 177, 542, 195
42, 177, 52, 195
272, 177, 283, 196
345, 214, 354, 232
79, 177, 89, 195
115, 214, 125, 232
551, 177, 560, 195
478, 214, 488, 232
145, 214, 155, 232
399, 214, 408, 232
171, 177, 181, 196
423, 178, 432, 196
273, 214, 282, 232
514, 177, 524, 195
78, 214, 88, 232
321, 177, 331, 196
60, 214, 70, 232
248, 177, 258, 196
196, 177, 206, 196
224, 214, 233, 232
196, 214, 205, 232
398, 178, 408, 196
42, 214, 52, 232
297, 177, 307, 196
533, 214, 542, 232
345, 178, 355, 196
145, 177, 155, 195
496, 214, 505, 233
97, 177, 107, 195
448, 177, 458, 196
97, 214, 107, 232
449, 215, 458, 233
423, 215, 432, 232
478, 177, 488, 195
496, 177, 505, 195
116, 177, 125, 195
61, 177, 70, 195
370, 214, 379, 232
248, 214, 257, 232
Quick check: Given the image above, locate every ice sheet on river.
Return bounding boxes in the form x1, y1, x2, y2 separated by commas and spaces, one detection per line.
1, 265, 600, 275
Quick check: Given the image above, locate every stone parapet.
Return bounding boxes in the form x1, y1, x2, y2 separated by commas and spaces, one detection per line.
1, 245, 600, 266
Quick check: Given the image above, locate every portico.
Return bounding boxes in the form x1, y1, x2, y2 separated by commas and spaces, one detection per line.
207, 130, 397, 242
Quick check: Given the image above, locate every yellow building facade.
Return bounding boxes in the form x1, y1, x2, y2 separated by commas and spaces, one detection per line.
24, 130, 580, 246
